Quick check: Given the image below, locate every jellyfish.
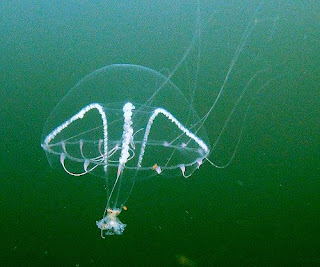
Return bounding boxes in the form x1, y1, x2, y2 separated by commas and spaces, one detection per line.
41, 64, 210, 237
41, 2, 276, 237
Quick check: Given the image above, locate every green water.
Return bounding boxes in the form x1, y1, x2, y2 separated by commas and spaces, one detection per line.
1, 0, 319, 265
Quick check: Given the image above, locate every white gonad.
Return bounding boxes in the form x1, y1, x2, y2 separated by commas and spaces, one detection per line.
41, 1, 279, 237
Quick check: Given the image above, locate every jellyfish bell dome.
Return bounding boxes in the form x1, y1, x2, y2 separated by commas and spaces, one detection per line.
41, 64, 210, 178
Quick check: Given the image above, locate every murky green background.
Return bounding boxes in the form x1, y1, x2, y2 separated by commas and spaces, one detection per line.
1, 0, 319, 265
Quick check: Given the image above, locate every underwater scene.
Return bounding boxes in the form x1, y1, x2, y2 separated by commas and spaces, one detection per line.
1, 0, 319, 265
